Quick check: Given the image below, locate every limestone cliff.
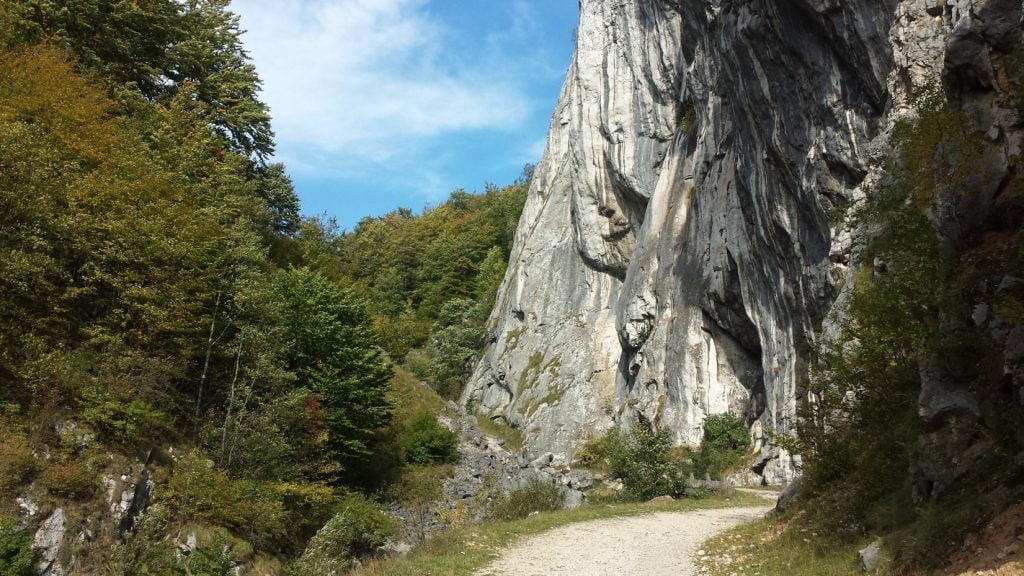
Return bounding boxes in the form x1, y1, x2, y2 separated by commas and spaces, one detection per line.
464, 0, 1023, 486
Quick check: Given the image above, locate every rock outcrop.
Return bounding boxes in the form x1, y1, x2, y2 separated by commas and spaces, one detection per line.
388, 406, 592, 547
463, 0, 1024, 487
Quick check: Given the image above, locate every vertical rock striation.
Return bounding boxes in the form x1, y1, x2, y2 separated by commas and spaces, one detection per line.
464, 0, 1023, 486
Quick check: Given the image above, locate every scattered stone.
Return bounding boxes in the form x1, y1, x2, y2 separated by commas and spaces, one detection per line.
17, 496, 38, 517
564, 489, 585, 509
567, 470, 595, 490
859, 538, 883, 572
529, 452, 554, 469
178, 532, 198, 555
646, 495, 675, 506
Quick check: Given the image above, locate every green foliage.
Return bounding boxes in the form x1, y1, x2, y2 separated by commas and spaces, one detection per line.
401, 411, 459, 465
0, 5, 522, 571
185, 532, 246, 576
273, 267, 393, 470
302, 183, 526, 361
426, 298, 485, 399
5, 0, 276, 161
601, 424, 687, 500
790, 79, 1024, 574
166, 452, 293, 552
0, 516, 34, 576
694, 413, 749, 480
488, 478, 565, 521
79, 384, 168, 446
473, 246, 508, 309
109, 504, 181, 575
294, 494, 394, 576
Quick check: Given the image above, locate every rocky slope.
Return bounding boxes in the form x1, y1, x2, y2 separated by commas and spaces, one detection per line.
463, 0, 1023, 486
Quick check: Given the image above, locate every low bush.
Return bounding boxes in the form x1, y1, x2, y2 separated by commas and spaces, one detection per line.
184, 530, 251, 576
401, 411, 458, 465
573, 432, 612, 472
79, 383, 168, 446
109, 504, 180, 575
694, 413, 749, 480
606, 424, 687, 500
0, 516, 34, 576
294, 494, 393, 575
489, 477, 564, 521
0, 429, 38, 496
40, 460, 98, 498
166, 452, 287, 551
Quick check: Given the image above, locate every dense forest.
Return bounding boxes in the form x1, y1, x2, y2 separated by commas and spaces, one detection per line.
0, 1, 528, 572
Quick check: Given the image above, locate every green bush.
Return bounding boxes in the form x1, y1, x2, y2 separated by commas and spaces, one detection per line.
694, 413, 749, 480
401, 411, 458, 465
294, 494, 393, 575
166, 452, 287, 551
109, 504, 181, 575
79, 383, 168, 446
606, 424, 687, 500
489, 477, 565, 520
0, 516, 34, 576
185, 544, 234, 576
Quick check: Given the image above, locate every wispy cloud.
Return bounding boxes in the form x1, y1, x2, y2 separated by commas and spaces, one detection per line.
232, 0, 532, 167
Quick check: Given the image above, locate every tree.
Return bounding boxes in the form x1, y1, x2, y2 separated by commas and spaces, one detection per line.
426, 299, 484, 399
273, 268, 392, 471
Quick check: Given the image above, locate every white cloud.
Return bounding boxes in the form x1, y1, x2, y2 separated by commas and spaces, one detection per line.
231, 0, 531, 167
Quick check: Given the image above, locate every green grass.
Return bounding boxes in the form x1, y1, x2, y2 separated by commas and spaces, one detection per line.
697, 513, 890, 576
353, 491, 768, 576
390, 362, 448, 426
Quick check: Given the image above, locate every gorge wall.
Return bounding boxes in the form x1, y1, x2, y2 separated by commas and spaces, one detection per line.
463, 0, 1024, 486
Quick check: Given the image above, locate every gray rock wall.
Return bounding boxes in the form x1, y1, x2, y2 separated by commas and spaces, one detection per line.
464, 0, 1023, 486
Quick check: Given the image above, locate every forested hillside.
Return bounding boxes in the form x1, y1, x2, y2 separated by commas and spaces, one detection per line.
0, 2, 526, 573
319, 182, 528, 397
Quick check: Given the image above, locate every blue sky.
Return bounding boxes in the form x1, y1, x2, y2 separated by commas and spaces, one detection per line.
229, 0, 579, 230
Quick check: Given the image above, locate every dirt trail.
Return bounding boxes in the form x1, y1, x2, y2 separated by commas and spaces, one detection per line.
475, 504, 773, 576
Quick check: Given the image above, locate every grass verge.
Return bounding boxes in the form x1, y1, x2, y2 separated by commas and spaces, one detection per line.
697, 511, 889, 576
353, 491, 769, 576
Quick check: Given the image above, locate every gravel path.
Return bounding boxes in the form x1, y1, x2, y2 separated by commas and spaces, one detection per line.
475, 504, 772, 576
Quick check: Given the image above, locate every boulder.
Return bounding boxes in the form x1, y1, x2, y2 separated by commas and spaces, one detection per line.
775, 477, 801, 513
859, 539, 883, 572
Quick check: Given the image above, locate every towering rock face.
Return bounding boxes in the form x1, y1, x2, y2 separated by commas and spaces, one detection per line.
463, 0, 1023, 485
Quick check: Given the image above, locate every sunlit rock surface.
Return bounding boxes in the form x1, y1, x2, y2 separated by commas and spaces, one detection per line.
463, 0, 1022, 486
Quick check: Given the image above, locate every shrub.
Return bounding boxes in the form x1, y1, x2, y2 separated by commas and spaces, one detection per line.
295, 494, 393, 576
401, 411, 458, 465
573, 432, 612, 471
694, 413, 749, 480
0, 429, 38, 496
40, 460, 98, 498
166, 452, 287, 551
489, 477, 565, 520
109, 504, 180, 575
0, 516, 34, 576
185, 542, 234, 576
606, 424, 687, 500
79, 383, 168, 446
